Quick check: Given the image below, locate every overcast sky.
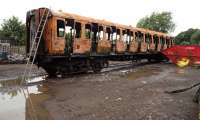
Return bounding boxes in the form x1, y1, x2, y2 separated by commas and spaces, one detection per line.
0, 0, 199, 36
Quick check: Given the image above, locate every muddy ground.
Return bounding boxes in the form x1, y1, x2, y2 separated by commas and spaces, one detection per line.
0, 64, 45, 80
0, 63, 200, 120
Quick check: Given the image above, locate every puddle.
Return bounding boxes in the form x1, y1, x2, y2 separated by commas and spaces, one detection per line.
126, 67, 161, 80
0, 76, 52, 120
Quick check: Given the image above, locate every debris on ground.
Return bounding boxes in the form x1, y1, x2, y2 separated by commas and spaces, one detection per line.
0, 53, 26, 64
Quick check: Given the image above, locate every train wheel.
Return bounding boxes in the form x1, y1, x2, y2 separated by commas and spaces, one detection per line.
92, 62, 102, 73
44, 67, 57, 78
148, 58, 153, 63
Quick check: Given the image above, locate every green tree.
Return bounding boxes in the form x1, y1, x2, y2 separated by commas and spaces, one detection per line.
0, 16, 25, 45
191, 30, 200, 45
136, 12, 176, 33
175, 28, 199, 45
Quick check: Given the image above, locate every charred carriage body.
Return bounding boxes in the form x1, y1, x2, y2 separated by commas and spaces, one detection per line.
26, 8, 173, 76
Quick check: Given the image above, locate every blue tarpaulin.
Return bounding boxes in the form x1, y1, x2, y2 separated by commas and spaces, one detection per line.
0, 52, 8, 60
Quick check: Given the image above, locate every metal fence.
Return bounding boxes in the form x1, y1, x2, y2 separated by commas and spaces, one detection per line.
0, 44, 26, 55
10, 46, 26, 55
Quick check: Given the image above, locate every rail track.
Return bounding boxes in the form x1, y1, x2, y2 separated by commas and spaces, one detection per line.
20, 60, 159, 83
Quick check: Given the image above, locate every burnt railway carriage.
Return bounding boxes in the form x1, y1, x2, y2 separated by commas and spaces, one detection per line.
26, 8, 173, 76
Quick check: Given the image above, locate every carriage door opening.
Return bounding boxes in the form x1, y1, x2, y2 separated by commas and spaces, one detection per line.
126, 29, 131, 52
111, 26, 117, 52
145, 34, 151, 50
28, 14, 36, 54
91, 23, 98, 53
65, 18, 75, 54
154, 35, 159, 51
135, 31, 142, 51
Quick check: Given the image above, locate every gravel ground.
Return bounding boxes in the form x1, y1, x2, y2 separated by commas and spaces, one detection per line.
44, 63, 199, 120
0, 63, 199, 120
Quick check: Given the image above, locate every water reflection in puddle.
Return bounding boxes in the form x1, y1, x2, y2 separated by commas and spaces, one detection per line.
0, 76, 52, 120
174, 67, 200, 78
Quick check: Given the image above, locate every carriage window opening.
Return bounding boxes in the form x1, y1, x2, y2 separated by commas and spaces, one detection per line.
141, 33, 144, 42
139, 33, 143, 42
91, 23, 98, 41
158, 37, 161, 44
126, 30, 131, 44
106, 27, 111, 40
145, 34, 150, 44
166, 39, 169, 46
65, 19, 75, 43
65, 26, 73, 41
136, 32, 142, 42
161, 37, 164, 45
135, 32, 139, 42
164, 38, 166, 45
111, 26, 117, 44
112, 32, 117, 43
154, 36, 159, 45
127, 35, 130, 44
130, 32, 133, 42
171, 39, 173, 45
57, 20, 65, 37
117, 29, 120, 41
99, 31, 104, 40
122, 30, 126, 43
98, 26, 103, 40
85, 24, 91, 39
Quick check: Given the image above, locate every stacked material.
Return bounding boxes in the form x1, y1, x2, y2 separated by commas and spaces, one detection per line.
7, 53, 26, 64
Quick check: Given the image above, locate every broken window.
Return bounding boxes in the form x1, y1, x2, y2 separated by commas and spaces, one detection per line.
145, 34, 151, 44
154, 35, 159, 45
126, 30, 131, 45
90, 23, 98, 41
111, 26, 117, 44
106, 27, 111, 40
122, 30, 127, 43
57, 20, 65, 37
130, 31, 134, 42
135, 31, 142, 42
117, 29, 121, 41
160, 37, 165, 45
65, 19, 75, 43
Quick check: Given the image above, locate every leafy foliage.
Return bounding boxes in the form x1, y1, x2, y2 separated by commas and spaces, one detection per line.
0, 16, 26, 45
136, 12, 175, 33
191, 30, 200, 45
175, 28, 200, 45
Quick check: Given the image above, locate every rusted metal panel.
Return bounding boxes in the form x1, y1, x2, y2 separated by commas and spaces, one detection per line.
27, 8, 173, 56
51, 17, 65, 54
129, 41, 138, 53
73, 38, 91, 54
116, 40, 126, 53
149, 43, 155, 52
157, 44, 162, 51
97, 40, 111, 53
140, 42, 148, 52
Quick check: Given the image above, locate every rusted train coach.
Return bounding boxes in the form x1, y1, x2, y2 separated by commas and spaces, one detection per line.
26, 8, 173, 76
